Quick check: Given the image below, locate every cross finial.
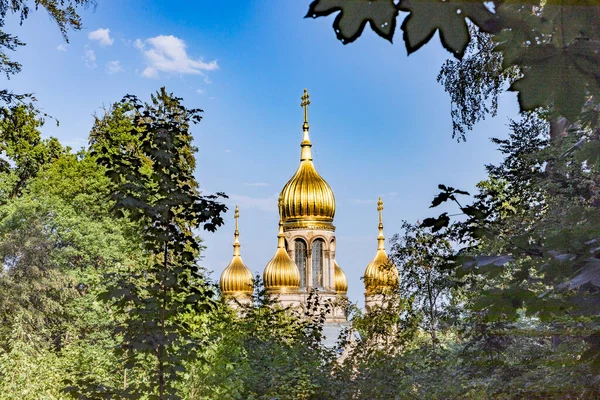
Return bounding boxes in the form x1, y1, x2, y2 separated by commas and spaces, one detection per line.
233, 205, 241, 256
301, 88, 310, 128
234, 205, 240, 229
377, 197, 384, 224
278, 194, 284, 221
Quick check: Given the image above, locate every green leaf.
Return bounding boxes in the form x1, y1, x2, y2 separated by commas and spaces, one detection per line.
421, 213, 450, 232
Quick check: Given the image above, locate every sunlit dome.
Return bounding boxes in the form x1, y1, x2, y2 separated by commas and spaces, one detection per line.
334, 260, 348, 294
263, 221, 301, 292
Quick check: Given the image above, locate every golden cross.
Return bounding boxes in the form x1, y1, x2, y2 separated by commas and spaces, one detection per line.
377, 197, 384, 224
234, 205, 239, 230
278, 194, 284, 220
301, 88, 311, 124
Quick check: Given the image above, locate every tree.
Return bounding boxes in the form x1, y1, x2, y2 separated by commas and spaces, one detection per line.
0, 105, 65, 202
307, 0, 600, 367
91, 88, 227, 399
0, 146, 142, 398
390, 221, 454, 352
1, 0, 96, 110
306, 0, 600, 123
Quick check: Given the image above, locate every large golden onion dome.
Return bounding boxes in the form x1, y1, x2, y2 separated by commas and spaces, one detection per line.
279, 89, 336, 231
220, 206, 254, 296
334, 260, 348, 294
264, 220, 301, 293
364, 198, 399, 295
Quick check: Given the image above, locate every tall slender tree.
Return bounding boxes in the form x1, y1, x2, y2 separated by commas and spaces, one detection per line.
91, 88, 227, 399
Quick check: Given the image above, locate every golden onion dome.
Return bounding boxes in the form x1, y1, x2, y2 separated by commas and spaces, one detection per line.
219, 206, 254, 296
334, 260, 348, 294
279, 89, 336, 231
263, 220, 301, 293
364, 198, 399, 295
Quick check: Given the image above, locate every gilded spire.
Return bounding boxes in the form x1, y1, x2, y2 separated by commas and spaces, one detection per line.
364, 197, 398, 295
233, 205, 240, 256
220, 205, 254, 296
277, 195, 285, 249
300, 89, 312, 161
377, 197, 385, 250
279, 89, 336, 230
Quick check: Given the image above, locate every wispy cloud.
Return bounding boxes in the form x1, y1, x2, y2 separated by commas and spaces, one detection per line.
83, 46, 96, 69
352, 193, 398, 205
228, 193, 278, 213
56, 44, 68, 52
88, 28, 114, 46
351, 198, 377, 205
105, 60, 123, 74
135, 35, 218, 79
244, 182, 270, 187
196, 88, 205, 94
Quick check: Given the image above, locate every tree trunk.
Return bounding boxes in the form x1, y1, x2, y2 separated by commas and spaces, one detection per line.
158, 241, 168, 399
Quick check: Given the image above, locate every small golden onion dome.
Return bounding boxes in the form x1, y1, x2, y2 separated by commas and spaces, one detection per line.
263, 221, 301, 293
279, 89, 336, 230
220, 206, 254, 296
334, 260, 348, 294
364, 198, 399, 295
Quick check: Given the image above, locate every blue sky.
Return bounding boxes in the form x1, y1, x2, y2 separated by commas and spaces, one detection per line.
6, 1, 519, 306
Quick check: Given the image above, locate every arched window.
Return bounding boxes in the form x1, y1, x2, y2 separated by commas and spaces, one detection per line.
294, 239, 307, 288
311, 239, 324, 289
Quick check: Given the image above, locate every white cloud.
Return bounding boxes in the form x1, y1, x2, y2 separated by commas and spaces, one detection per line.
244, 182, 270, 187
135, 35, 218, 78
83, 46, 96, 69
105, 60, 123, 74
142, 67, 159, 79
196, 88, 205, 94
56, 44, 68, 52
204, 76, 212, 84
88, 28, 114, 46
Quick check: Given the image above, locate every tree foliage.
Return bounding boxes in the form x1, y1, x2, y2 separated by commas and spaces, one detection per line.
307, 0, 600, 125
90, 88, 227, 399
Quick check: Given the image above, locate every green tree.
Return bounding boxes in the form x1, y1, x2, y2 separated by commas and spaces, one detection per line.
0, 105, 65, 201
306, 0, 600, 123
0, 148, 141, 398
390, 221, 454, 352
91, 88, 227, 399
183, 279, 337, 400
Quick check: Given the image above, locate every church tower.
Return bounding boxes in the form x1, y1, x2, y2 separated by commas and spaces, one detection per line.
264, 89, 348, 322
364, 198, 399, 311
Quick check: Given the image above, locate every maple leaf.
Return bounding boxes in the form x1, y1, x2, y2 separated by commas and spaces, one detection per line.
306, 0, 400, 44
399, 0, 495, 59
